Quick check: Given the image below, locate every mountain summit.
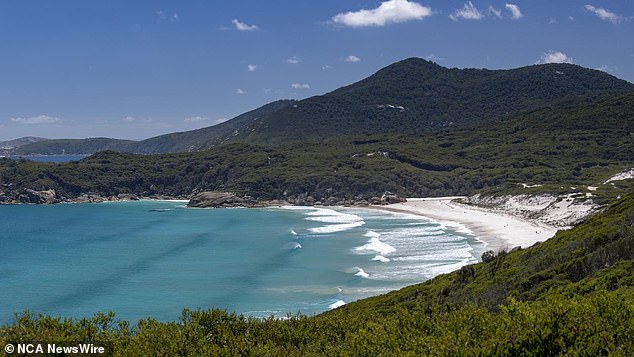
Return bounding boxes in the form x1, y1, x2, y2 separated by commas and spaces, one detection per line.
13, 58, 634, 154
232, 57, 633, 144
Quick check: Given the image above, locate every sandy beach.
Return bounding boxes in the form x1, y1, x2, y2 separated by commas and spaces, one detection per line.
376, 197, 558, 252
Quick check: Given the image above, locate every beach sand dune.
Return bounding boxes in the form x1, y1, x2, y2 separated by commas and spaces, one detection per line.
377, 197, 558, 252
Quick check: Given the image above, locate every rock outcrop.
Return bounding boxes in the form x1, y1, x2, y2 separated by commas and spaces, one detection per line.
188, 191, 255, 208
20, 189, 57, 204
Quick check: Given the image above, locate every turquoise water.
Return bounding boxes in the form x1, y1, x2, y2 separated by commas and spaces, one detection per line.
0, 201, 486, 323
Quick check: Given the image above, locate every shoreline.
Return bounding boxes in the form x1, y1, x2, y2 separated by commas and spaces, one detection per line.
373, 197, 558, 252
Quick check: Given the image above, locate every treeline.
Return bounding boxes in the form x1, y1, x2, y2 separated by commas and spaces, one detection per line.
2, 92, 633, 204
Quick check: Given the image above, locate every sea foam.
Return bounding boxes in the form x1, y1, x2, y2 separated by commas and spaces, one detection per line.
372, 255, 391, 263
355, 237, 396, 255
304, 208, 365, 234
329, 300, 346, 309
353, 267, 370, 278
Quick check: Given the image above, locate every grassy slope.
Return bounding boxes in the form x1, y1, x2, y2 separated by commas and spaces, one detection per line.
2, 191, 633, 355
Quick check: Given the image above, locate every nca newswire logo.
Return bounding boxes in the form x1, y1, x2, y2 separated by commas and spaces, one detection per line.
4, 342, 112, 356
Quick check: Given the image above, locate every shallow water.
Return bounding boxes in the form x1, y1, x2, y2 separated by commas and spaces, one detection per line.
0, 201, 486, 323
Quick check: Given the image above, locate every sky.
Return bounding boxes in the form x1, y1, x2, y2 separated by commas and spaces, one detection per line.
0, 0, 632, 141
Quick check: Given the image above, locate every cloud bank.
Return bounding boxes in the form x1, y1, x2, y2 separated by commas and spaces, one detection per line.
10, 115, 62, 125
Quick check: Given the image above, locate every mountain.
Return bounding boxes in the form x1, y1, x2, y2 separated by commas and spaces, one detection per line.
13, 100, 294, 155
124, 100, 295, 154
0, 136, 48, 150
15, 138, 136, 155
2, 91, 633, 204
12, 58, 634, 155
229, 58, 634, 144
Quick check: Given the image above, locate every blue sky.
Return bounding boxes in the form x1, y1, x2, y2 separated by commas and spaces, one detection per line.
0, 0, 632, 141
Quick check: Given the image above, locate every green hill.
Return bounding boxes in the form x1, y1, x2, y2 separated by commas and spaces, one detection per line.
1, 92, 632, 204
231, 58, 634, 144
124, 100, 294, 154
16, 138, 136, 155
12, 58, 634, 155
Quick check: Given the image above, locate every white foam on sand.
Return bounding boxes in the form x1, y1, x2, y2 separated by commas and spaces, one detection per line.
378, 197, 557, 251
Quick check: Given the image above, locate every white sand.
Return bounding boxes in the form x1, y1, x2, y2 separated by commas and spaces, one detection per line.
376, 197, 558, 252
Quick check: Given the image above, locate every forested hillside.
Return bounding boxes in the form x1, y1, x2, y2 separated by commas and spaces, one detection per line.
11, 58, 634, 154
2, 92, 632, 204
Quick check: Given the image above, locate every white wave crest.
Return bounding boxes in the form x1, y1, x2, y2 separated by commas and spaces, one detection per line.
372, 255, 391, 263
363, 230, 381, 238
305, 208, 365, 233
354, 267, 370, 278
308, 221, 365, 233
329, 300, 346, 309
355, 232, 396, 255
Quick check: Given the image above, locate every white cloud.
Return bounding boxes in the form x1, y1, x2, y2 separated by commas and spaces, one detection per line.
540, 51, 573, 64
156, 10, 179, 23
236, 88, 246, 95
286, 56, 300, 64
184, 116, 209, 123
584, 5, 623, 24
122, 116, 136, 122
345, 55, 361, 63
10, 115, 62, 125
247, 64, 257, 72
487, 6, 502, 18
232, 19, 259, 31
332, 0, 432, 27
505, 4, 523, 19
213, 117, 229, 124
425, 54, 444, 62
548, 18, 557, 25
291, 83, 310, 89
449, 2, 483, 21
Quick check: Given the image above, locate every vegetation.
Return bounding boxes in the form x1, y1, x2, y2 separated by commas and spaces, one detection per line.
16, 138, 135, 155
3, 190, 634, 355
2, 92, 632, 203
12, 58, 634, 154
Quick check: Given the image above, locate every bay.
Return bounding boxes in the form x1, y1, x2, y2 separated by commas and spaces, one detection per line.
0, 201, 486, 323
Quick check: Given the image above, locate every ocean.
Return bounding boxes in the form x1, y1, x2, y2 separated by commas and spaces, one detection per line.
0, 201, 486, 323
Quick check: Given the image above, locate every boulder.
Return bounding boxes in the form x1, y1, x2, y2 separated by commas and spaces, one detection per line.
21, 189, 57, 204
380, 191, 406, 205
188, 191, 249, 208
